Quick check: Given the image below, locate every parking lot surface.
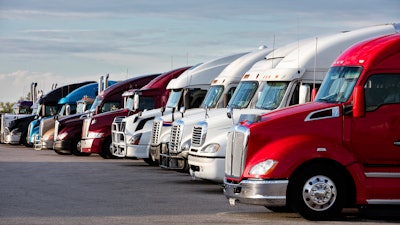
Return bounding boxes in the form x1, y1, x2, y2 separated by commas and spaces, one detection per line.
1, 144, 399, 225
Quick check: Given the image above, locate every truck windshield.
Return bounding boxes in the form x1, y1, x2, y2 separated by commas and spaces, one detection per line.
227, 81, 258, 109
255, 81, 289, 110
315, 66, 362, 103
90, 96, 103, 111
166, 89, 182, 108
200, 85, 224, 108
126, 96, 155, 111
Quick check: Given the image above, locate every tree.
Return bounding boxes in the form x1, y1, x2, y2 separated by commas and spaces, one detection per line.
0, 102, 15, 113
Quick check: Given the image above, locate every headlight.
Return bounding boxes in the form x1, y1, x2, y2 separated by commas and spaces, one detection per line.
202, 143, 220, 153
129, 133, 142, 145
57, 132, 69, 140
87, 132, 104, 138
249, 159, 278, 176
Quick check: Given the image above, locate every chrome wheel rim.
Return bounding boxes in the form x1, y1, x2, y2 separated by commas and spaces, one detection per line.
302, 175, 336, 211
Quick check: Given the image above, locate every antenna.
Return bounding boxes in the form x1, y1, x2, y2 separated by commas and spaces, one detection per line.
272, 34, 275, 67
314, 37, 318, 90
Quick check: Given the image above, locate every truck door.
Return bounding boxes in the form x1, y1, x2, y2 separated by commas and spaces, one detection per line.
350, 74, 400, 199
351, 74, 400, 165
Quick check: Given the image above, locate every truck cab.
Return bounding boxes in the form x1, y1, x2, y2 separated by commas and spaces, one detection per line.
53, 74, 158, 156
189, 23, 399, 183
37, 81, 116, 150
110, 66, 191, 162
156, 47, 273, 171
149, 52, 247, 166
223, 32, 400, 220
78, 73, 162, 158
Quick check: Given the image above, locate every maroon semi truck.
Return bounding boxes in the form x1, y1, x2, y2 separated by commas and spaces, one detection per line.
53, 73, 160, 156
79, 66, 191, 158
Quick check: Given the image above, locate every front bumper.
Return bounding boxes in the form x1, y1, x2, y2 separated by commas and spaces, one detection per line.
126, 144, 149, 159
223, 179, 288, 207
80, 138, 103, 154
150, 144, 161, 163
160, 149, 188, 170
188, 155, 225, 183
5, 133, 22, 145
53, 139, 72, 153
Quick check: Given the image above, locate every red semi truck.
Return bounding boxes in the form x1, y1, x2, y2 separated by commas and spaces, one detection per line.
224, 33, 400, 220
79, 66, 190, 158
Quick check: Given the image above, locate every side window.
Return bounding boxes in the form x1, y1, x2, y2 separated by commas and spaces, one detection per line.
288, 83, 321, 106
101, 101, 120, 113
226, 87, 236, 103
364, 74, 400, 111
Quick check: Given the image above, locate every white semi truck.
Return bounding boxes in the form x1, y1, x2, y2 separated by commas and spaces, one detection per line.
149, 47, 273, 170
111, 51, 247, 165
188, 23, 399, 183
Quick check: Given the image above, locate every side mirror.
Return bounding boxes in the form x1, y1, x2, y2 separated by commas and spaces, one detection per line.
133, 94, 140, 111
179, 106, 186, 117
353, 86, 365, 118
299, 84, 311, 104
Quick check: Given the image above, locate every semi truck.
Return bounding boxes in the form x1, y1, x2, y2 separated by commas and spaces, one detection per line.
36, 80, 117, 150
154, 47, 273, 171
223, 32, 400, 220
79, 67, 189, 159
110, 66, 194, 162
189, 23, 399, 183
1, 83, 38, 144
53, 74, 158, 156
148, 52, 247, 166
26, 81, 96, 148
7, 81, 94, 146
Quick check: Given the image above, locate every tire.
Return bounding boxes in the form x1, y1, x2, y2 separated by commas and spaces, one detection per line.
99, 137, 118, 159
71, 139, 91, 156
288, 164, 346, 221
265, 206, 293, 213
143, 157, 157, 166
21, 132, 33, 147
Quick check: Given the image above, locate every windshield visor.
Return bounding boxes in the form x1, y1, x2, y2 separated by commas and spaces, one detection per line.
315, 66, 362, 103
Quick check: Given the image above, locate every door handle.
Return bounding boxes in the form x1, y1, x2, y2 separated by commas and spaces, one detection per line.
394, 141, 400, 146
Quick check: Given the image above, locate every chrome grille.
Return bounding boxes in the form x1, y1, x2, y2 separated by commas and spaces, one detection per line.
54, 120, 59, 141
225, 125, 249, 178
111, 116, 126, 143
151, 118, 163, 145
191, 121, 207, 147
39, 119, 44, 137
82, 118, 90, 138
169, 120, 184, 153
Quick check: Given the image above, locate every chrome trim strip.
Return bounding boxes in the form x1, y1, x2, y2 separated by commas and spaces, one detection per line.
304, 106, 340, 122
365, 172, 400, 178
367, 199, 400, 204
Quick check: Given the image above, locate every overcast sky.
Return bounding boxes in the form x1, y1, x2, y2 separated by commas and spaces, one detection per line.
0, 0, 399, 102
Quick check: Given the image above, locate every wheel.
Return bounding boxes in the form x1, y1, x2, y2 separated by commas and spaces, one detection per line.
288, 164, 346, 220
71, 139, 91, 156
21, 132, 33, 147
143, 157, 157, 166
99, 137, 118, 159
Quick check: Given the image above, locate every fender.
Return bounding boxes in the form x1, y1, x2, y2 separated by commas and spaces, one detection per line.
245, 134, 355, 177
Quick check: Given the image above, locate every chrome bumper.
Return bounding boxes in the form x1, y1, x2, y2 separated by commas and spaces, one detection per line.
223, 179, 288, 206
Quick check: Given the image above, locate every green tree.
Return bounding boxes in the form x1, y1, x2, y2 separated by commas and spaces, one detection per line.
0, 102, 15, 113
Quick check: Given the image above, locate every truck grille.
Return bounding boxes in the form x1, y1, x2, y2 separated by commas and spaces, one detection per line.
169, 120, 184, 153
225, 125, 249, 178
82, 118, 90, 138
151, 118, 163, 145
54, 120, 59, 141
191, 121, 207, 147
112, 116, 126, 132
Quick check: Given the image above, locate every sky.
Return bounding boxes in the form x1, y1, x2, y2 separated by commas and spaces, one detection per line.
0, 0, 399, 103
